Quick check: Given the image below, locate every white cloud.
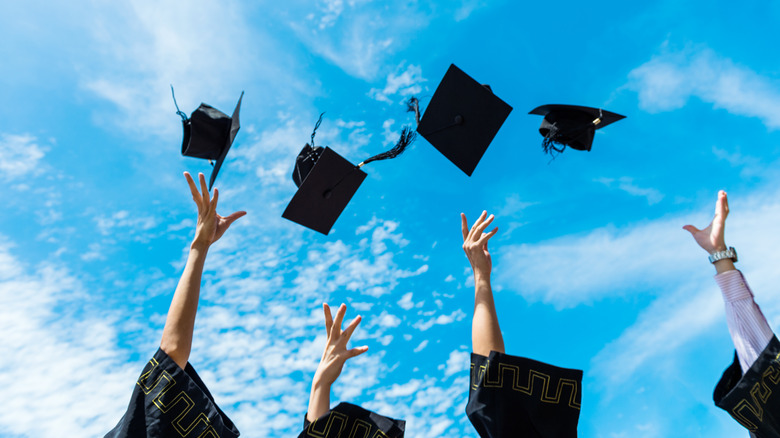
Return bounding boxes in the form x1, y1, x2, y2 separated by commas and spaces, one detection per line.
0, 133, 46, 180
413, 309, 467, 331
413, 339, 429, 352
81, 0, 306, 138
290, 3, 429, 79
629, 46, 780, 129
443, 349, 470, 377
587, 186, 780, 392
95, 210, 158, 236
0, 238, 143, 437
454, 0, 489, 21
369, 63, 425, 103
397, 291, 415, 310
596, 176, 665, 205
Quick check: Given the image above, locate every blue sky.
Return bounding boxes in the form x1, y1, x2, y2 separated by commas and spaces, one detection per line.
2, 0, 780, 437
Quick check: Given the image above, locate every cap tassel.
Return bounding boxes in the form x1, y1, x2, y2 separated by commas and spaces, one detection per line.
542, 122, 566, 158
407, 97, 422, 126
170, 85, 188, 122
310, 112, 325, 147
359, 126, 416, 167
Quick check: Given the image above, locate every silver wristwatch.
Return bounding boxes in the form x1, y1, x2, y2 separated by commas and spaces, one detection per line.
708, 247, 738, 264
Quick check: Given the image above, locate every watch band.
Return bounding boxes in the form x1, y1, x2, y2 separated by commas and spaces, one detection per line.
708, 247, 738, 264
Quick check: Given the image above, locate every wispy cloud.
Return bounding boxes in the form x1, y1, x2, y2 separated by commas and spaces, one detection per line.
595, 176, 665, 205
80, 0, 306, 139
369, 63, 425, 104
629, 46, 780, 129
290, 2, 429, 80
0, 237, 143, 437
0, 133, 46, 180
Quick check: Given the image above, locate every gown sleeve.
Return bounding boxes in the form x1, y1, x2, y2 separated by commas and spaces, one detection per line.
466, 351, 583, 438
714, 336, 780, 438
104, 348, 240, 438
716, 270, 774, 373
298, 402, 405, 438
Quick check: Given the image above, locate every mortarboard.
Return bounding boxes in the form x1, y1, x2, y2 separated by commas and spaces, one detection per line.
529, 104, 625, 156
283, 113, 415, 235
172, 86, 244, 190
414, 64, 513, 176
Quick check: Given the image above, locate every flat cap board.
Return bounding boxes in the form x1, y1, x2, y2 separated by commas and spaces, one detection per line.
417, 64, 513, 176
282, 147, 367, 235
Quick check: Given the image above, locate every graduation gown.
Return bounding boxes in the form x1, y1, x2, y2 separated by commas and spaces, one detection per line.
298, 402, 405, 438
105, 348, 240, 438
466, 351, 583, 438
714, 336, 780, 438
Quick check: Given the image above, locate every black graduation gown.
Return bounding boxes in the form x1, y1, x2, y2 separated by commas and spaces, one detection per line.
298, 402, 405, 438
104, 348, 240, 438
714, 336, 780, 438
466, 351, 583, 438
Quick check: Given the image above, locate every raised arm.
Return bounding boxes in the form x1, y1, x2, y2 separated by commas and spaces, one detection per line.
461, 211, 503, 357
307, 303, 368, 422
159, 172, 246, 369
684, 190, 773, 372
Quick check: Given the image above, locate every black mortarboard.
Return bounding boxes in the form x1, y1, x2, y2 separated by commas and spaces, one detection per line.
467, 351, 582, 438
529, 104, 625, 156
714, 335, 780, 437
283, 113, 415, 235
172, 86, 244, 190
414, 64, 513, 176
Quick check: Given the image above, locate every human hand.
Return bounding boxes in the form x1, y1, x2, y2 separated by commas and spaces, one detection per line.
461, 211, 499, 278
683, 190, 729, 254
184, 172, 246, 249
312, 303, 368, 388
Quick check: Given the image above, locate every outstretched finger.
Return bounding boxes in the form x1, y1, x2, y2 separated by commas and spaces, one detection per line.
184, 172, 203, 210
223, 211, 247, 226
199, 173, 210, 205
210, 188, 220, 215
346, 346, 369, 359
474, 214, 495, 237
682, 225, 700, 236
341, 315, 363, 344
469, 211, 487, 240
461, 213, 469, 241
715, 190, 729, 219
332, 304, 347, 337
323, 303, 333, 338
477, 226, 499, 246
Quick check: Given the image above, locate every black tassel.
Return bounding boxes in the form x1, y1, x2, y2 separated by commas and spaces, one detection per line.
406, 97, 421, 126
360, 126, 416, 166
541, 122, 566, 158
310, 112, 325, 147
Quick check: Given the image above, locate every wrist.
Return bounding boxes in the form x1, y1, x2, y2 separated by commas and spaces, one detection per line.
190, 238, 211, 252
474, 273, 491, 287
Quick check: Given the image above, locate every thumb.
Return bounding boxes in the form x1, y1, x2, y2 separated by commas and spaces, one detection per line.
224, 211, 247, 225
347, 346, 369, 359
682, 225, 699, 235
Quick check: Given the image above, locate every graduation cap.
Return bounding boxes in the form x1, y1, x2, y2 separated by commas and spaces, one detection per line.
282, 113, 416, 235
529, 104, 625, 157
172, 86, 244, 190
413, 64, 513, 176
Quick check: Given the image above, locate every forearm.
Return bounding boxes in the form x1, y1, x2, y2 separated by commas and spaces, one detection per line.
716, 269, 775, 373
306, 378, 331, 422
472, 273, 504, 356
160, 241, 209, 369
